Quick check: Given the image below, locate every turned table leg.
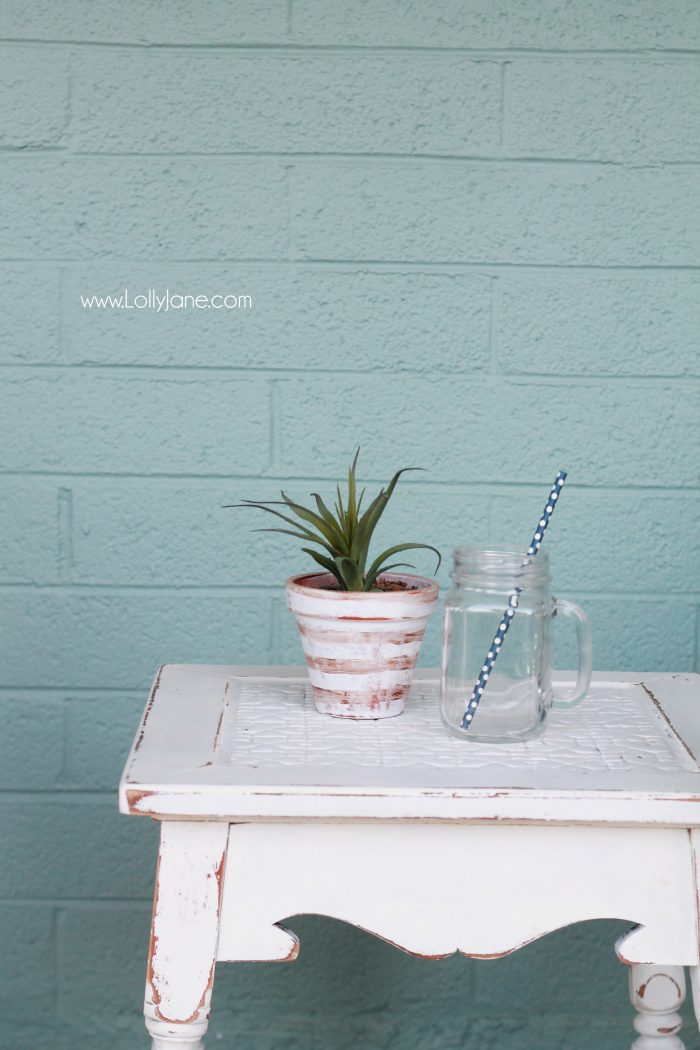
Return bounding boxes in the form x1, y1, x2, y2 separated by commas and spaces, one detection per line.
144, 821, 229, 1049
629, 964, 686, 1049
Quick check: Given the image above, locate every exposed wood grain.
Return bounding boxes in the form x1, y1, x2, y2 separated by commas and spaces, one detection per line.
144, 821, 228, 1047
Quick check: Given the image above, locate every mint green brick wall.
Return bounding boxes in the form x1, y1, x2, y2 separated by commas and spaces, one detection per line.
1, 2, 699, 1047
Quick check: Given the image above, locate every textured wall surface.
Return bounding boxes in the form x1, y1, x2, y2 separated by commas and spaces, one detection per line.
1, 2, 699, 1048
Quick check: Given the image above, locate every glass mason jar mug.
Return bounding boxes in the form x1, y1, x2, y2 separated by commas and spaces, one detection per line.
440, 546, 592, 743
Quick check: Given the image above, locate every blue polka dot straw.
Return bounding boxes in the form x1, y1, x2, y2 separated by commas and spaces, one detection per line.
461, 471, 567, 731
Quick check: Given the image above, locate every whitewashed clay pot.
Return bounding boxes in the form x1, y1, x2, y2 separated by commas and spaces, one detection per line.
286, 571, 439, 719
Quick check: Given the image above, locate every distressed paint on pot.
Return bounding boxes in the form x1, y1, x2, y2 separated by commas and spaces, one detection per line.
285, 571, 439, 719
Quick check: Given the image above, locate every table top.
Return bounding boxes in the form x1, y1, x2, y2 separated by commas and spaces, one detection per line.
119, 665, 700, 825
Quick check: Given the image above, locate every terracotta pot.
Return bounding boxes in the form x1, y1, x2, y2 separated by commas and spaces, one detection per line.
286, 572, 439, 719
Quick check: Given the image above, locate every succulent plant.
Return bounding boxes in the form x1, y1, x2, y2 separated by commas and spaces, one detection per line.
229, 450, 441, 592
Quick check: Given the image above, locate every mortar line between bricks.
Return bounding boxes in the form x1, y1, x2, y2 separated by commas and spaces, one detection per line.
3, 363, 700, 384
0, 790, 119, 799
486, 494, 496, 542
499, 61, 509, 151
10, 363, 700, 381
488, 276, 499, 375
0, 686, 145, 693
56, 263, 65, 362
9, 259, 700, 276
1, 471, 699, 493
2, 257, 700, 272
269, 593, 277, 659
0, 583, 698, 599
8, 149, 700, 167
64, 52, 74, 151
273, 259, 700, 271
0, 897, 156, 906
2, 38, 700, 57
268, 377, 280, 471
56, 486, 74, 581
51, 906, 60, 1016
57, 699, 69, 787
270, 595, 279, 657
287, 174, 294, 262
0, 145, 69, 154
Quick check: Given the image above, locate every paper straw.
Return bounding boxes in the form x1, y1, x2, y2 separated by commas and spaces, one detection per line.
461, 471, 567, 730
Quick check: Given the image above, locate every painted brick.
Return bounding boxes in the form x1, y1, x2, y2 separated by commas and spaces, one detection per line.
473, 921, 634, 1016
0, 478, 62, 583
0, 591, 271, 688
0, 799, 156, 898
0, 159, 288, 259
559, 598, 695, 672
210, 1012, 628, 1050
74, 51, 501, 155
0, 695, 64, 789
398, 1013, 624, 1050
292, 162, 700, 266
0, 1019, 148, 1050
0, 1014, 635, 1050
490, 491, 700, 593
0, 371, 269, 474
0, 905, 55, 1021
0, 47, 68, 149
65, 477, 298, 586
64, 694, 146, 790
498, 273, 700, 377
23, 478, 700, 594
0, 0, 288, 43
62, 265, 491, 372
57, 906, 150, 1021
291, 0, 700, 49
401, 1018, 628, 1050
214, 915, 475, 1015
60, 476, 481, 586
507, 58, 700, 163
276, 376, 700, 488
0, 265, 61, 363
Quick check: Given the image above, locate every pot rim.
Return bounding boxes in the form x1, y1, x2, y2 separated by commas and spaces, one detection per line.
285, 571, 439, 602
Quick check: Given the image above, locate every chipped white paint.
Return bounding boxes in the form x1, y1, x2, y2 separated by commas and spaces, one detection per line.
688, 829, 700, 1040
629, 964, 686, 1048
217, 822, 698, 965
286, 572, 438, 718
120, 665, 700, 1048
120, 666, 700, 825
144, 822, 228, 1049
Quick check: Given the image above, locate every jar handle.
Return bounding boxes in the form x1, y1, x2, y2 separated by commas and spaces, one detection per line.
551, 598, 592, 709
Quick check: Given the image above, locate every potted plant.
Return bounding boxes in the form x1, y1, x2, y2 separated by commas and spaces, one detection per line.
232, 451, 440, 719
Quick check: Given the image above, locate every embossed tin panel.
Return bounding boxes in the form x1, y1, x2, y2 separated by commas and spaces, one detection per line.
120, 666, 700, 823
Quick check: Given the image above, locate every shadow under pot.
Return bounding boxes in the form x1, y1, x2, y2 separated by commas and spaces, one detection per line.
286, 572, 439, 719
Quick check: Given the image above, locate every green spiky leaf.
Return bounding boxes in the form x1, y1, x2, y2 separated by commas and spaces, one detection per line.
227, 453, 440, 592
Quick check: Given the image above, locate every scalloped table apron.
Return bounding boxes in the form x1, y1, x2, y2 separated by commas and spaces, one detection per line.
120, 665, 700, 1050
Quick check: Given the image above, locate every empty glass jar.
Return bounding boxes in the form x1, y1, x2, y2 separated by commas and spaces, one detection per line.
440, 546, 592, 743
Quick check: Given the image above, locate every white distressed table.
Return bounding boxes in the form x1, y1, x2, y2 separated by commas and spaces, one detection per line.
120, 665, 700, 1049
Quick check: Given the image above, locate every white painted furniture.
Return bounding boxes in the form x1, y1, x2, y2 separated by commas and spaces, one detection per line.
120, 665, 700, 1049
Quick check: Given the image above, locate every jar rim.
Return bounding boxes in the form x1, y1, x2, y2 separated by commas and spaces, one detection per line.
452, 544, 550, 585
